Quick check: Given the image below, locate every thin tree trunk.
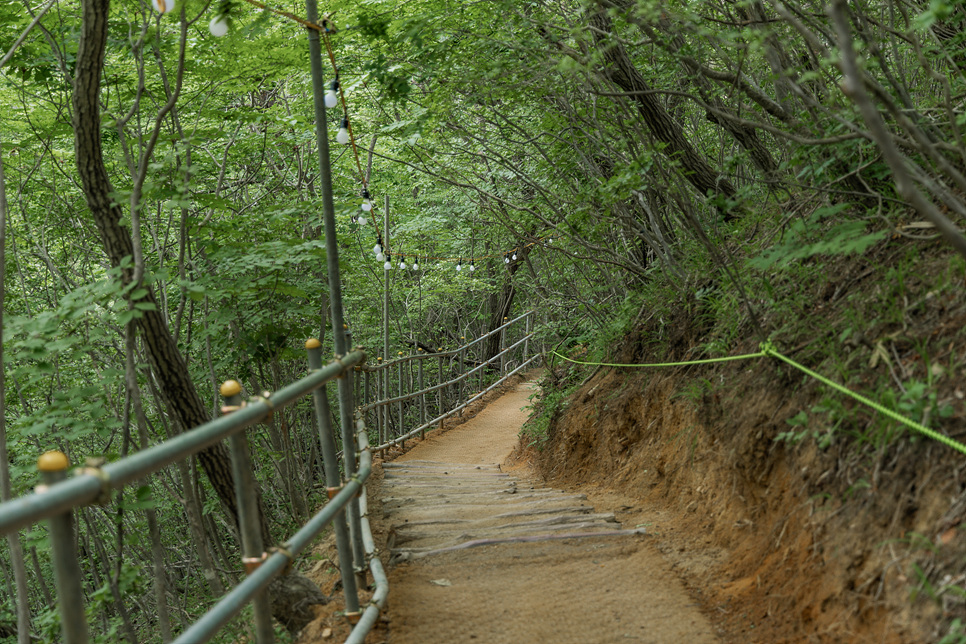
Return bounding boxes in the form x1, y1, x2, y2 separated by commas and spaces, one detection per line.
0, 123, 34, 644
72, 0, 326, 631
589, 11, 737, 200
127, 330, 172, 642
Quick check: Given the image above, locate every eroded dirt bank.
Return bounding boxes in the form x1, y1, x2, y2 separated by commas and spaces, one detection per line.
528, 352, 966, 643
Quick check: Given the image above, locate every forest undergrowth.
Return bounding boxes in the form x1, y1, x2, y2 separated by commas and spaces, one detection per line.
524, 209, 966, 643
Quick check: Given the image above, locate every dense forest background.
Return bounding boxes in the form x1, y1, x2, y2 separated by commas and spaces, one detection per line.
2, 0, 966, 640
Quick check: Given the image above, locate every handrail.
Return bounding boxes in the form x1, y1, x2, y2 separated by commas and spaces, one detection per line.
173, 416, 375, 643
359, 311, 538, 452
0, 351, 366, 537
345, 428, 389, 644
372, 354, 540, 452
362, 311, 534, 370
0, 348, 369, 644
360, 333, 534, 412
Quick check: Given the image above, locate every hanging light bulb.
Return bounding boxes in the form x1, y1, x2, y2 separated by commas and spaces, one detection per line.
359, 189, 371, 225
209, 16, 229, 36
376, 251, 385, 262
469, 261, 476, 272
325, 79, 339, 109
152, 0, 176, 14
413, 256, 419, 271
399, 254, 407, 270
384, 253, 392, 271
512, 249, 518, 261
336, 117, 350, 145
504, 253, 510, 264
373, 237, 383, 256
357, 214, 367, 226
456, 258, 463, 272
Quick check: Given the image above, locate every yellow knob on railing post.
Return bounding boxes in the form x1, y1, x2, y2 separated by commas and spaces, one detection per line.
306, 338, 323, 371
37, 449, 90, 643
220, 380, 243, 413
37, 450, 69, 473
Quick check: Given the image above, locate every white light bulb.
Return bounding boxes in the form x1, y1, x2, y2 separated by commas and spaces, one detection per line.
357, 216, 367, 226
413, 261, 419, 270
336, 127, 349, 145
209, 16, 229, 36
469, 263, 476, 271
325, 90, 338, 109
376, 252, 385, 262
384, 261, 392, 270
374, 243, 382, 254
512, 253, 518, 260
504, 257, 510, 264
152, 0, 175, 13
361, 201, 372, 212
456, 263, 462, 272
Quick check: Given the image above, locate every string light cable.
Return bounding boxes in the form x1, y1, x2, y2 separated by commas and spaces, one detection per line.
186, 0, 560, 271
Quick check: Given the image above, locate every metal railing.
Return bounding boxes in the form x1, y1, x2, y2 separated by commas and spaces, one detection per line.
0, 312, 541, 644
359, 311, 538, 452
0, 344, 376, 644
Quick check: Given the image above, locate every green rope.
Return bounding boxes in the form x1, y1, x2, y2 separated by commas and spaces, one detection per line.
549, 349, 768, 368
760, 345, 966, 457
550, 342, 966, 457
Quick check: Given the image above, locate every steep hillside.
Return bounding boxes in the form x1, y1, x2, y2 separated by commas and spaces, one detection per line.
525, 241, 966, 643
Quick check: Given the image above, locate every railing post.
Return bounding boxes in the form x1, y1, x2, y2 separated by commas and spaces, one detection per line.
304, 341, 360, 617
382, 364, 390, 443
397, 360, 405, 449
37, 452, 89, 644
479, 333, 485, 394
338, 344, 366, 590
500, 318, 507, 374
375, 361, 383, 448
219, 381, 275, 644
418, 358, 425, 438
524, 313, 531, 365
437, 353, 445, 430
457, 345, 465, 416
364, 369, 371, 439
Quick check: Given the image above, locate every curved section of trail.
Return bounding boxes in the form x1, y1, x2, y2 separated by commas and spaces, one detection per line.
376, 380, 719, 643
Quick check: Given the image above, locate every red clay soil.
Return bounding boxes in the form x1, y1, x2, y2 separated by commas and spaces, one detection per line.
528, 356, 963, 643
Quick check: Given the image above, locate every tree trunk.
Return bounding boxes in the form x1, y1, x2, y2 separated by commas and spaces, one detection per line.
73, 0, 245, 541
483, 251, 523, 363
0, 127, 32, 644
589, 11, 737, 201
72, 0, 325, 631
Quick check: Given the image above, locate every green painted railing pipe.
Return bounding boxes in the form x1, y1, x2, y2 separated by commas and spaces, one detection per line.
306, 339, 359, 616
360, 334, 533, 413
38, 453, 89, 644
172, 422, 373, 644
361, 311, 534, 372
222, 382, 275, 643
345, 430, 388, 644
0, 351, 364, 536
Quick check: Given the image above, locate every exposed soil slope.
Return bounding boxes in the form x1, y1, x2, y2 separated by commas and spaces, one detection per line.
529, 253, 966, 644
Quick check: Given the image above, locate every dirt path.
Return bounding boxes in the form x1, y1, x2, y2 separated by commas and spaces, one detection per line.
375, 380, 720, 643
